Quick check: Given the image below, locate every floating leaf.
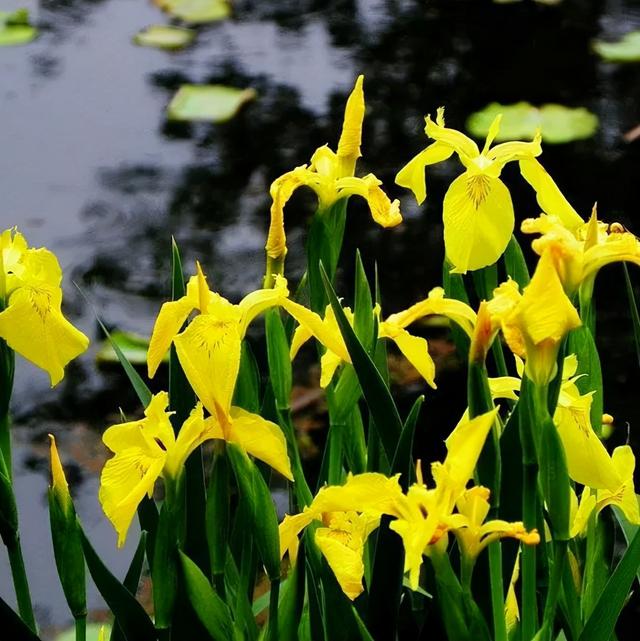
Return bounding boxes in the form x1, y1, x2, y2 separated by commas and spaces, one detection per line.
167, 85, 256, 122
133, 25, 195, 50
96, 330, 156, 366
153, 0, 231, 24
594, 31, 640, 63
466, 102, 598, 144
0, 9, 37, 46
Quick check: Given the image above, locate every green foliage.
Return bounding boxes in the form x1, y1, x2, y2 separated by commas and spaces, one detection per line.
167, 86, 256, 122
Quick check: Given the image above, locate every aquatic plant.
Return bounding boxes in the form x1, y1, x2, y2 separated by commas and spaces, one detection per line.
2, 74, 640, 641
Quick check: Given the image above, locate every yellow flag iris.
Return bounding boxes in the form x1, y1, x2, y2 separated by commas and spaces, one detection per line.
496, 250, 581, 386
0, 228, 89, 386
395, 109, 582, 273
146, 264, 293, 482
266, 76, 402, 271
522, 208, 640, 299
100, 392, 214, 545
280, 409, 523, 595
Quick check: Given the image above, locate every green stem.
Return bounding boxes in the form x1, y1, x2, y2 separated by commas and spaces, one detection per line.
75, 615, 87, 641
488, 542, 508, 641
7, 536, 36, 632
0, 413, 10, 480
267, 578, 280, 641
539, 540, 568, 641
522, 463, 538, 641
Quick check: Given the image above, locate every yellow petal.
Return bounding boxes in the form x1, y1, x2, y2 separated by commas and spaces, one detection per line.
266, 171, 304, 260
315, 527, 366, 600
443, 172, 514, 273
165, 403, 210, 479
570, 488, 595, 538
282, 299, 351, 362
320, 349, 343, 388
48, 434, 71, 512
227, 407, 293, 480
336, 75, 364, 174
486, 130, 542, 168
100, 449, 165, 547
147, 276, 199, 379
488, 376, 521, 401
360, 175, 403, 228
174, 314, 242, 418
519, 158, 584, 230
384, 325, 436, 389
279, 511, 317, 560
424, 111, 480, 161
290, 323, 314, 360
395, 142, 454, 205
0, 283, 89, 386
237, 277, 289, 337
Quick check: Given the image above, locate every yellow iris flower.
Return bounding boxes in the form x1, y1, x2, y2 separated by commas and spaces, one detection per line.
447, 486, 539, 561
395, 109, 583, 273
100, 392, 212, 545
146, 264, 293, 481
265, 75, 402, 272
0, 228, 89, 385
522, 207, 640, 298
281, 409, 508, 596
496, 250, 581, 386
284, 285, 484, 390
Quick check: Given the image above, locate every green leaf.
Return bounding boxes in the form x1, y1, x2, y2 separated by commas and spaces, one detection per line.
623, 264, 640, 370
233, 342, 261, 413
594, 31, 640, 63
578, 525, 640, 641
466, 102, 598, 144
391, 395, 423, 487
96, 331, 153, 366
167, 85, 256, 122
0, 10, 37, 47
133, 25, 195, 50
277, 547, 305, 641
320, 266, 403, 465
503, 235, 530, 289
179, 552, 236, 641
110, 532, 147, 641
79, 528, 156, 641
153, 0, 231, 23
206, 452, 230, 577
0, 594, 42, 640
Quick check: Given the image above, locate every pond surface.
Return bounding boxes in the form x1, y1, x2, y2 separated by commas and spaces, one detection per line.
3, 0, 640, 636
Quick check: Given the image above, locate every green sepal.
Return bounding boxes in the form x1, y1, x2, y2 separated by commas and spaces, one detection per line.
79, 528, 156, 641
266, 309, 293, 411
48, 488, 86, 619
179, 551, 237, 641
227, 444, 281, 581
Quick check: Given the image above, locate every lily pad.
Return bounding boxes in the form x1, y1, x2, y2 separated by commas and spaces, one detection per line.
593, 31, 640, 63
167, 85, 256, 122
0, 9, 37, 47
153, 0, 231, 24
96, 331, 157, 366
133, 25, 195, 50
466, 102, 598, 144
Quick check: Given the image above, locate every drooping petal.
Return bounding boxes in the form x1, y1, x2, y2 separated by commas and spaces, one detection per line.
486, 130, 542, 170
381, 324, 436, 388
336, 175, 403, 228
395, 142, 454, 205
165, 403, 211, 479
319, 349, 343, 388
227, 407, 293, 480
266, 170, 306, 261
315, 527, 366, 600
147, 276, 200, 378
290, 323, 314, 359
0, 283, 89, 386
596, 446, 640, 524
519, 157, 584, 230
443, 172, 514, 273
279, 511, 317, 560
174, 314, 242, 417
237, 276, 289, 336
100, 448, 165, 547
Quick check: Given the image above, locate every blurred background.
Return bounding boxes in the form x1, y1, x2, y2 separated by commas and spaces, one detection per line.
2, 0, 640, 636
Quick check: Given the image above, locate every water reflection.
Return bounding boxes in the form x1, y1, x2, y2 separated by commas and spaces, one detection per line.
3, 0, 640, 634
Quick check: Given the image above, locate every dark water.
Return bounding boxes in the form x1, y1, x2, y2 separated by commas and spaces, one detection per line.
3, 0, 640, 635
